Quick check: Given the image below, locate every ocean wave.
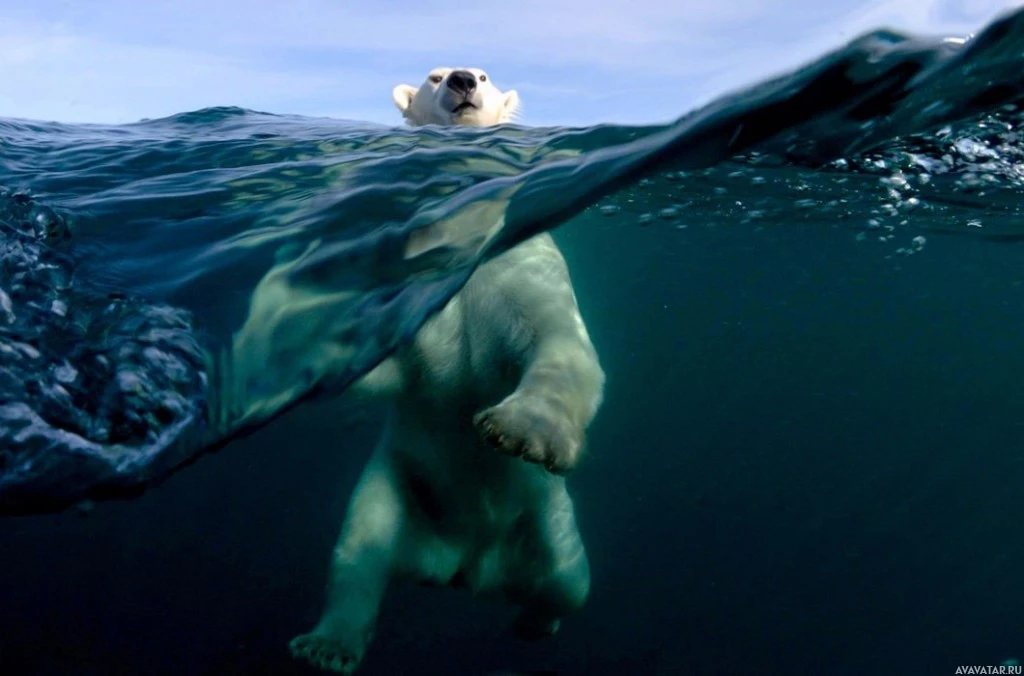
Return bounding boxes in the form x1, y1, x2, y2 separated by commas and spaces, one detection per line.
1, 8, 1023, 515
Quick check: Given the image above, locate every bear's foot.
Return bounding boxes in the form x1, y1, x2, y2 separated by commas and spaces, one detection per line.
474, 395, 582, 474
289, 624, 372, 674
511, 608, 562, 642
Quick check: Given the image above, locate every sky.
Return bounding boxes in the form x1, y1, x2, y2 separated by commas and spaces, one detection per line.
0, 0, 1020, 128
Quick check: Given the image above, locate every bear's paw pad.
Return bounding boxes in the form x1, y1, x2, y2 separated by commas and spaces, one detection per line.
289, 631, 366, 674
474, 396, 582, 474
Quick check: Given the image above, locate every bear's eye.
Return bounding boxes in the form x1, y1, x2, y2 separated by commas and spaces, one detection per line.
429, 74, 443, 84
479, 74, 487, 82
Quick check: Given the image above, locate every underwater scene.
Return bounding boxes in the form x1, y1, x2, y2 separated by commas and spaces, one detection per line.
2, 7, 1024, 675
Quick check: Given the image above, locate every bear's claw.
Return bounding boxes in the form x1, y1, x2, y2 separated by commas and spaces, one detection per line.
474, 395, 582, 474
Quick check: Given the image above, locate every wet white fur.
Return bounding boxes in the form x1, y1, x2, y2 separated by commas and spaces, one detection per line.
290, 68, 603, 674
392, 67, 521, 126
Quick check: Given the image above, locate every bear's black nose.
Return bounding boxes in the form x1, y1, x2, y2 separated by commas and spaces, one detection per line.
446, 70, 477, 95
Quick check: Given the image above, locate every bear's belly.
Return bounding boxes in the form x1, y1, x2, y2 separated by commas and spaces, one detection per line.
389, 413, 557, 526
402, 532, 522, 595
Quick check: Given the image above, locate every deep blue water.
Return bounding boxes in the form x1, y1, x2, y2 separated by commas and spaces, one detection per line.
2, 9, 1024, 675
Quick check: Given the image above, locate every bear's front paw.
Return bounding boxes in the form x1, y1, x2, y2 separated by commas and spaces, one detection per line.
289, 624, 371, 674
474, 395, 583, 474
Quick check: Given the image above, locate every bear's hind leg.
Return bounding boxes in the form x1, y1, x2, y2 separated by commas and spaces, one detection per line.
290, 461, 404, 674
507, 488, 591, 641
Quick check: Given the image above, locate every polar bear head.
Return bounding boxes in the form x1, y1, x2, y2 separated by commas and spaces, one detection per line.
392, 68, 520, 127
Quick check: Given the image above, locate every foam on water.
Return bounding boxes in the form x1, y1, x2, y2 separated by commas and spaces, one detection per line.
1, 9, 1023, 515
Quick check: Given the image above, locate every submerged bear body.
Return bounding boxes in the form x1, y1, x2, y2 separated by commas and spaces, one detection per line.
290, 69, 604, 674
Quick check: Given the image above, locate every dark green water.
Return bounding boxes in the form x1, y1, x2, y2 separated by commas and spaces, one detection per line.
1, 10, 1024, 675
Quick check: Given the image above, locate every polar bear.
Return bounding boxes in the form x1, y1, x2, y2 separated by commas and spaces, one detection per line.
391, 66, 521, 126
289, 68, 604, 674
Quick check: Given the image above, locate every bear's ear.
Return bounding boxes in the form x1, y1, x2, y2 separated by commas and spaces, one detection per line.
392, 84, 418, 113
502, 90, 521, 121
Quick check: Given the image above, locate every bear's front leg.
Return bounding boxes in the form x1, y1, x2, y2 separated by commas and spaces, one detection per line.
475, 368, 595, 475
476, 300, 604, 475
472, 237, 605, 475
290, 462, 403, 674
